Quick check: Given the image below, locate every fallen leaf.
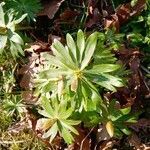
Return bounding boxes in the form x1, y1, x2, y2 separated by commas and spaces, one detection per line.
38, 0, 65, 19
128, 133, 145, 150
59, 9, 79, 21
104, 14, 120, 32
104, 0, 146, 31
26, 42, 50, 53
53, 9, 79, 33
18, 53, 39, 89
86, 8, 102, 28
69, 127, 91, 150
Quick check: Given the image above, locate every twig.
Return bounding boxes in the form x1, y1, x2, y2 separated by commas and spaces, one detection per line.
79, 127, 94, 150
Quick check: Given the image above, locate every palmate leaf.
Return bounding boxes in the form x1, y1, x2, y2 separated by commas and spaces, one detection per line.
41, 96, 54, 118
60, 124, 74, 144
35, 30, 126, 143
79, 77, 102, 111
52, 39, 77, 69
38, 96, 80, 144
42, 54, 65, 68
36, 30, 124, 111
51, 30, 123, 92
3, 95, 24, 117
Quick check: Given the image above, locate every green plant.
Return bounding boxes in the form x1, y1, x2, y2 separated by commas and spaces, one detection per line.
38, 96, 80, 144
0, 107, 12, 131
101, 99, 138, 138
4, 0, 41, 22
121, 0, 150, 52
0, 2, 26, 57
0, 64, 16, 94
3, 95, 25, 118
35, 30, 124, 111
0, 130, 47, 149
34, 30, 128, 144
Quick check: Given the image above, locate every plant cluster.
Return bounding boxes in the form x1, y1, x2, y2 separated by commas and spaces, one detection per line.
0, 0, 149, 149
35, 30, 136, 144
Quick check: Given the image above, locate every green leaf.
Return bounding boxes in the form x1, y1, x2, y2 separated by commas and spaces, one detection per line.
38, 110, 52, 118
66, 33, 78, 63
51, 39, 77, 69
116, 114, 136, 122
90, 74, 116, 91
60, 120, 79, 135
0, 35, 7, 51
14, 43, 24, 56
120, 107, 131, 115
85, 64, 120, 74
61, 125, 74, 144
43, 122, 58, 140
10, 41, 19, 57
126, 117, 137, 123
39, 68, 69, 79
94, 47, 116, 64
62, 119, 81, 126
14, 14, 27, 24
59, 107, 74, 119
81, 32, 98, 70
9, 32, 24, 45
41, 96, 54, 118
0, 3, 5, 26
82, 76, 100, 97
77, 29, 85, 62
5, 0, 41, 22
42, 53, 68, 69
92, 74, 124, 92
120, 127, 131, 135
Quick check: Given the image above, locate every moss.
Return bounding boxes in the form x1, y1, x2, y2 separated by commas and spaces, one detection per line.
0, 108, 12, 132
0, 130, 47, 150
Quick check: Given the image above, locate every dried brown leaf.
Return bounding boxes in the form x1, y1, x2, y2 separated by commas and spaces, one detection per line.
38, 0, 65, 19
18, 53, 39, 89
104, 14, 120, 32
104, 0, 146, 31
68, 127, 91, 150
86, 8, 101, 28
128, 133, 146, 150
